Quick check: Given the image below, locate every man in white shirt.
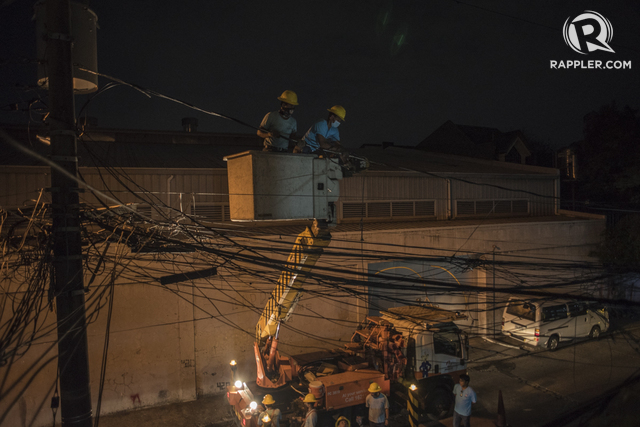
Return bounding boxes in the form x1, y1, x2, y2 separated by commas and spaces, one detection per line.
452, 374, 476, 427
365, 382, 389, 427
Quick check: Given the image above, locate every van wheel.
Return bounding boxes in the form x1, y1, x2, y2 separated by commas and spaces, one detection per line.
426, 388, 452, 420
547, 335, 559, 351
590, 325, 601, 339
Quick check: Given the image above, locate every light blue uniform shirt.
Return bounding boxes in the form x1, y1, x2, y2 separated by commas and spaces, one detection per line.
453, 384, 476, 417
303, 119, 340, 151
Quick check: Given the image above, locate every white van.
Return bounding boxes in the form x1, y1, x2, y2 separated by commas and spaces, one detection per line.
501, 297, 609, 350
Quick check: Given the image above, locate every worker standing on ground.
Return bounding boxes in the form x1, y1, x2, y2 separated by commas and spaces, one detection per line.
301, 394, 318, 427
257, 90, 300, 152
299, 105, 350, 163
452, 374, 476, 427
258, 394, 282, 427
365, 382, 389, 427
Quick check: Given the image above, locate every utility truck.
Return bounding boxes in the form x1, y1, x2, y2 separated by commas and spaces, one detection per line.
223, 151, 468, 426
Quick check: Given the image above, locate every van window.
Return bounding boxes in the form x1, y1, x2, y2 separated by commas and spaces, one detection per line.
433, 330, 462, 358
568, 302, 587, 317
541, 305, 568, 322
506, 300, 536, 321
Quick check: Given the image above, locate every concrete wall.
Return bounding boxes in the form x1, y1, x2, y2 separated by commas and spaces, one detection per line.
0, 217, 605, 426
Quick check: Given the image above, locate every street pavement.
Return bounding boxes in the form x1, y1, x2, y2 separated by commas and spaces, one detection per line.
94, 316, 640, 427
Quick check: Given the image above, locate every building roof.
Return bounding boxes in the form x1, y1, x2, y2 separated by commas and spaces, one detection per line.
0, 125, 262, 168
1, 124, 553, 175
194, 213, 601, 239
350, 146, 555, 176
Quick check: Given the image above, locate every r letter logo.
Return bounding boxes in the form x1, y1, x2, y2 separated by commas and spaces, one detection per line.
563, 11, 614, 54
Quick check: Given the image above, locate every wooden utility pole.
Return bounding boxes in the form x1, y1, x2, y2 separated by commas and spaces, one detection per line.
46, 0, 93, 425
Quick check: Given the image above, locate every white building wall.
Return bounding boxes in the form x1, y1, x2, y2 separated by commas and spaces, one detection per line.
0, 216, 604, 427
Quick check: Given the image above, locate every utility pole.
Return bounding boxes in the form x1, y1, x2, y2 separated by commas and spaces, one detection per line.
46, 0, 93, 425
492, 245, 500, 337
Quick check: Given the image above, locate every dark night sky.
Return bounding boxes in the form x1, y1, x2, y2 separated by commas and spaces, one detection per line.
2, 1, 639, 149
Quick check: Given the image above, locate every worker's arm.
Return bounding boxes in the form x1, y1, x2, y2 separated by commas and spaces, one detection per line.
257, 128, 280, 139
317, 134, 339, 150
385, 407, 389, 425
257, 113, 279, 140
289, 131, 301, 144
318, 135, 350, 163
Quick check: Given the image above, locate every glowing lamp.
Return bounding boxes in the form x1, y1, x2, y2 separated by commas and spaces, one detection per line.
249, 401, 258, 411
410, 384, 417, 391
262, 414, 271, 422
235, 380, 243, 389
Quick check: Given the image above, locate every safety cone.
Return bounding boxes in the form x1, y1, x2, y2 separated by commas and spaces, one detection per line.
495, 390, 508, 427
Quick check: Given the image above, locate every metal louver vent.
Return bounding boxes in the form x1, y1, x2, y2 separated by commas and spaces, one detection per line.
512, 200, 529, 213
341, 200, 436, 220
415, 201, 435, 216
475, 201, 494, 214
392, 201, 413, 216
368, 202, 391, 218
343, 203, 366, 218
494, 200, 511, 214
456, 201, 475, 215
136, 204, 153, 220
456, 199, 529, 217
190, 204, 228, 221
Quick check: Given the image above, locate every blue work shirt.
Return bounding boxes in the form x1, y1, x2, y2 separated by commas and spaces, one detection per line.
453, 384, 476, 417
303, 119, 340, 152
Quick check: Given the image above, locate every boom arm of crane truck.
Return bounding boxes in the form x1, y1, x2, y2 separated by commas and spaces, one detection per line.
223, 150, 369, 388
254, 220, 332, 388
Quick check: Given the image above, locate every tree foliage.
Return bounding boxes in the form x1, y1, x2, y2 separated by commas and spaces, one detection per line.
577, 103, 640, 208
592, 214, 640, 273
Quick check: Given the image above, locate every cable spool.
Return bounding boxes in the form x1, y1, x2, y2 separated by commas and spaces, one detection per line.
308, 380, 325, 403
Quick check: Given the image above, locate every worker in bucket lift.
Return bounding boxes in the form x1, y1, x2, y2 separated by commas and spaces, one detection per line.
258, 90, 300, 153
298, 105, 350, 164
258, 394, 282, 427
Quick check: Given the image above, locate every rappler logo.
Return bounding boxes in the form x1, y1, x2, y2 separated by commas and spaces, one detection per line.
563, 11, 614, 54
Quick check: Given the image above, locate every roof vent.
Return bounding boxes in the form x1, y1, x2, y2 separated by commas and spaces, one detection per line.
182, 117, 198, 132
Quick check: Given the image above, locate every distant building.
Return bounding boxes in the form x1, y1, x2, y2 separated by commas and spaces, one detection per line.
416, 120, 532, 164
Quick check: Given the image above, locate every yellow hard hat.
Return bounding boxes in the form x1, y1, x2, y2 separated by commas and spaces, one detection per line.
368, 382, 382, 393
303, 393, 317, 403
262, 394, 276, 405
277, 90, 299, 106
327, 105, 346, 121
335, 415, 351, 427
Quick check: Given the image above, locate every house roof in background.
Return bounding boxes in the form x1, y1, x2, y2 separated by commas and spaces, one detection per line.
417, 120, 531, 159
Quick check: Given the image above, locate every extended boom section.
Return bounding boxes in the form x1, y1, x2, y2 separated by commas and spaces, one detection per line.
255, 220, 332, 387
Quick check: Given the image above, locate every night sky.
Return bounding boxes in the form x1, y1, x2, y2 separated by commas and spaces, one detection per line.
2, 0, 639, 150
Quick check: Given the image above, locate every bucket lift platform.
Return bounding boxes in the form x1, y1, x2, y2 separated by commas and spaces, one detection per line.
224, 151, 343, 223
